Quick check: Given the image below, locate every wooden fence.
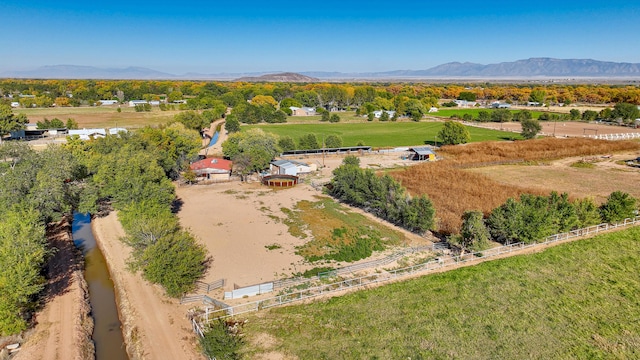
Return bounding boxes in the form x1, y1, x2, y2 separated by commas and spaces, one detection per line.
193, 216, 640, 328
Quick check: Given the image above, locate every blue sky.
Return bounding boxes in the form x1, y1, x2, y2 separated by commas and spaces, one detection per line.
1, 1, 638, 74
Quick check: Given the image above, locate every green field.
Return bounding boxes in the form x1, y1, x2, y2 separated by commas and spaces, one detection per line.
246, 121, 520, 147
242, 226, 640, 359
429, 108, 556, 119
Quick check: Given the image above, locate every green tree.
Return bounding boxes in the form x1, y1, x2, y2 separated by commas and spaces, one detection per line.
298, 133, 320, 150
476, 110, 490, 122
329, 114, 341, 123
491, 109, 513, 122
457, 91, 477, 101
513, 110, 532, 122
450, 210, 490, 253
569, 109, 581, 120
612, 103, 640, 124
520, 118, 542, 139
173, 111, 208, 131
582, 110, 598, 122
437, 121, 470, 145
379, 111, 390, 122
529, 90, 546, 104
0, 104, 28, 141
200, 320, 243, 360
277, 136, 296, 152
324, 134, 343, 148
66, 118, 79, 130
224, 116, 240, 133
404, 99, 426, 121
141, 230, 208, 297
574, 197, 602, 228
0, 206, 48, 335
599, 191, 637, 223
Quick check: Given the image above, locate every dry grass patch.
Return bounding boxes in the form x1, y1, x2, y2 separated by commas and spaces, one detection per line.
391, 163, 546, 234
439, 138, 640, 165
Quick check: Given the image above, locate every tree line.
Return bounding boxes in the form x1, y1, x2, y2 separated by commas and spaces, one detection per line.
0, 123, 209, 335
328, 156, 435, 234
451, 191, 638, 253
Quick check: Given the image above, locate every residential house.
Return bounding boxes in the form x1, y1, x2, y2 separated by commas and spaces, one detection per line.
190, 157, 233, 181
373, 110, 396, 119
289, 107, 316, 116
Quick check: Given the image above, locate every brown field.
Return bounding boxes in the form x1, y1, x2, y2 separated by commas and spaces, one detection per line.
438, 138, 640, 165
15, 106, 179, 129
391, 138, 640, 234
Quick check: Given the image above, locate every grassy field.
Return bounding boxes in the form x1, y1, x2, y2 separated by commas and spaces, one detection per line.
278, 196, 406, 263
14, 106, 178, 129
428, 108, 556, 119
246, 121, 520, 148
241, 226, 640, 359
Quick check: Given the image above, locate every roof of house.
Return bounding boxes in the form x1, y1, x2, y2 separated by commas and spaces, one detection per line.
271, 160, 296, 169
190, 157, 232, 171
409, 146, 436, 156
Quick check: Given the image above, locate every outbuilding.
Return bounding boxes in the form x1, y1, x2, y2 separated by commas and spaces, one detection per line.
407, 146, 436, 161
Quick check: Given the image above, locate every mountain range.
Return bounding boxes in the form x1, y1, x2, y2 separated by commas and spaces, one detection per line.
3, 58, 640, 80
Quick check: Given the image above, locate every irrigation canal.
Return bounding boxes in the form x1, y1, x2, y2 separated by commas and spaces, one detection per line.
72, 212, 129, 360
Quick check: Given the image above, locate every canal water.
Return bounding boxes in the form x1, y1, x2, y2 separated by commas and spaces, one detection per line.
72, 212, 129, 360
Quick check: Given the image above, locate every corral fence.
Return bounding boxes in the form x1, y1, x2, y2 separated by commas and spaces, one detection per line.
272, 245, 434, 290
180, 279, 225, 303
192, 216, 640, 330
585, 133, 640, 141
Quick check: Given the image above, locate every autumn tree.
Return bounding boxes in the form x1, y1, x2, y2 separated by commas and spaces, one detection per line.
0, 104, 28, 141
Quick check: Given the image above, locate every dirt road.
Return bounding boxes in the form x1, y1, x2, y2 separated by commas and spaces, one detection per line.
14, 219, 94, 360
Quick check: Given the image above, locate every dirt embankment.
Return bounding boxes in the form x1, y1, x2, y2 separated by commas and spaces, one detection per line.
92, 213, 204, 360
11, 217, 94, 360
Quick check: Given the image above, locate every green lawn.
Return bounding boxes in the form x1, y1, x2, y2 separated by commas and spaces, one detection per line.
246, 121, 519, 148
242, 226, 640, 359
430, 108, 555, 119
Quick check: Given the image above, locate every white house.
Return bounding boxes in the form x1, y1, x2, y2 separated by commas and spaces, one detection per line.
109, 127, 128, 135
270, 160, 298, 176
373, 110, 396, 119
491, 102, 511, 109
98, 100, 119, 106
128, 100, 148, 107
428, 107, 438, 113
454, 100, 477, 108
149, 100, 161, 106
68, 128, 107, 140
10, 102, 19, 108
289, 106, 316, 116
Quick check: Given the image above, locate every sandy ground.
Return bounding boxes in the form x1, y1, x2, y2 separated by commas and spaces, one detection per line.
13, 219, 94, 360
470, 120, 640, 137
92, 213, 204, 360
175, 152, 428, 295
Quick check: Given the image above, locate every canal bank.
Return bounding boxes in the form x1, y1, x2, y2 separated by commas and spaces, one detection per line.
91, 212, 204, 360
12, 216, 94, 360
72, 213, 128, 360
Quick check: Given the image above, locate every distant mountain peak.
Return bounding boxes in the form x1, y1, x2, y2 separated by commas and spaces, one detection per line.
234, 72, 319, 82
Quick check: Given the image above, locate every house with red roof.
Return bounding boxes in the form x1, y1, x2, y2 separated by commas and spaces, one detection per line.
190, 157, 233, 182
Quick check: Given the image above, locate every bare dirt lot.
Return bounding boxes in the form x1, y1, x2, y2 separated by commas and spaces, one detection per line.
175, 152, 426, 296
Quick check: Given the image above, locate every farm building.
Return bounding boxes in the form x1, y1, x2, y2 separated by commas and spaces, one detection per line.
68, 128, 107, 140
270, 160, 316, 176
373, 110, 396, 119
128, 100, 148, 107
289, 106, 316, 116
190, 157, 232, 181
407, 146, 436, 161
491, 102, 511, 109
98, 100, 119, 106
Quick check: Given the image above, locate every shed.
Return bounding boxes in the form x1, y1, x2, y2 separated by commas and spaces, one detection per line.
408, 146, 436, 161
270, 160, 298, 176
